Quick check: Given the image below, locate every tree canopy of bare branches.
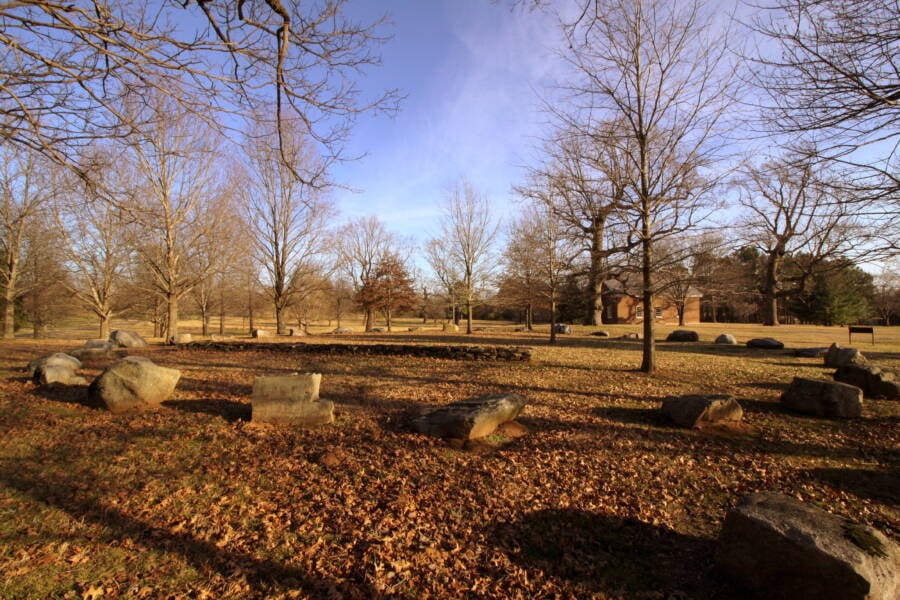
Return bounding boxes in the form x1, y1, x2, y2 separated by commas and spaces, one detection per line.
336, 216, 396, 332
0, 1, 399, 181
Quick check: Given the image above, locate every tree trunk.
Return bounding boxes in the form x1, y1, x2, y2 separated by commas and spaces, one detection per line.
549, 297, 557, 344
763, 252, 782, 326
202, 312, 210, 337
99, 313, 110, 339
466, 297, 473, 334
2, 279, 16, 340
364, 308, 374, 332
275, 305, 285, 335
167, 291, 179, 339
678, 304, 685, 326
386, 307, 392, 332
219, 285, 226, 334
640, 219, 655, 373
248, 288, 255, 334
588, 217, 606, 325
711, 296, 718, 323
526, 303, 533, 331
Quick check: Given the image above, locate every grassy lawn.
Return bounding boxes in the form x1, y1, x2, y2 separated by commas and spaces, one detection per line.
0, 324, 897, 599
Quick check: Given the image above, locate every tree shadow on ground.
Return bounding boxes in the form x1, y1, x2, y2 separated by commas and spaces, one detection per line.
592, 404, 672, 428
808, 467, 899, 505
739, 381, 789, 393
162, 398, 251, 422
486, 508, 747, 599
0, 444, 373, 599
28, 382, 100, 410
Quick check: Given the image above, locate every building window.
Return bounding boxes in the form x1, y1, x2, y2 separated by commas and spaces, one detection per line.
635, 305, 643, 319
655, 307, 663, 319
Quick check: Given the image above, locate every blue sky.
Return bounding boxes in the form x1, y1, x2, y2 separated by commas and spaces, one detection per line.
329, 0, 568, 244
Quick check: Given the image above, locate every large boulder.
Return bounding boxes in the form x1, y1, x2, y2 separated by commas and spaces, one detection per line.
666, 329, 699, 342
716, 492, 900, 600
67, 346, 127, 363
413, 393, 526, 440
26, 352, 81, 374
780, 377, 863, 418
834, 365, 898, 400
553, 324, 572, 334
88, 357, 181, 414
251, 373, 334, 426
661, 394, 743, 428
824, 343, 867, 368
33, 364, 87, 386
715, 333, 737, 345
169, 333, 192, 345
84, 339, 113, 349
746, 337, 784, 350
252, 329, 271, 339
442, 323, 459, 333
109, 329, 148, 348
591, 330, 610, 337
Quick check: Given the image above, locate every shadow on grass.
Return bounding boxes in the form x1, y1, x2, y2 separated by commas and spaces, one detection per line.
0, 444, 371, 599
486, 508, 745, 599
162, 398, 251, 422
28, 382, 100, 410
809, 468, 900, 505
592, 404, 671, 427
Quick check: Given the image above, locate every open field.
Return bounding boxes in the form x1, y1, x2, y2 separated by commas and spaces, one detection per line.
1, 325, 898, 599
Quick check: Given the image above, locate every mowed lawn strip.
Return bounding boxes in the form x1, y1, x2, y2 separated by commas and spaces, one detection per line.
0, 328, 897, 599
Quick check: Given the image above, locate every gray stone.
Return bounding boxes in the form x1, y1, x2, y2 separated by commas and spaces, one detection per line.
108, 329, 148, 348
67, 346, 127, 363
780, 377, 863, 418
716, 492, 900, 600
715, 333, 737, 345
169, 333, 192, 344
371, 327, 386, 333
288, 328, 306, 336
251, 373, 334, 426
33, 364, 87, 386
88, 357, 181, 414
442, 323, 459, 333
834, 364, 898, 399
332, 327, 351, 334
794, 347, 830, 358
661, 394, 743, 428
413, 393, 526, 440
621, 332, 642, 340
553, 324, 572, 334
84, 339, 113, 349
825, 343, 867, 368
746, 337, 784, 349
252, 328, 271, 339
666, 329, 699, 342
591, 330, 610, 337
26, 352, 82, 374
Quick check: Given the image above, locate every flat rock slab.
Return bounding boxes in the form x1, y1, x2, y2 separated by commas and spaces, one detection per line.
825, 343, 867, 368
442, 323, 459, 332
88, 357, 181, 414
591, 331, 610, 337
666, 329, 699, 342
794, 347, 829, 358
169, 333, 192, 344
252, 373, 334, 426
834, 365, 898, 400
27, 352, 82, 374
746, 338, 784, 349
780, 377, 863, 418
252, 329, 271, 338
109, 329, 148, 348
661, 394, 743, 428
716, 492, 900, 600
715, 333, 737, 345
67, 346, 128, 364
414, 393, 526, 440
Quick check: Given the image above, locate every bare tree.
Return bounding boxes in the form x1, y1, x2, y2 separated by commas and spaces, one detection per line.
0, 1, 399, 183
501, 213, 545, 331
244, 122, 334, 335
0, 147, 58, 338
434, 181, 498, 335
751, 0, 900, 199
532, 203, 575, 343
738, 152, 875, 325
21, 220, 70, 338
425, 238, 464, 326
558, 0, 736, 372
336, 216, 396, 332
123, 90, 226, 340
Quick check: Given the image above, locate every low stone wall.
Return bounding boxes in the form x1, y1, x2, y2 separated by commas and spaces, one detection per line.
186, 341, 532, 362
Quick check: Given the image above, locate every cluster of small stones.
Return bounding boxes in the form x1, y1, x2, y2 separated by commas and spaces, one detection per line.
187, 341, 532, 361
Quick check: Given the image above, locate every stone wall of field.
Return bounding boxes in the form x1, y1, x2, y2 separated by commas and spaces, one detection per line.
186, 341, 532, 362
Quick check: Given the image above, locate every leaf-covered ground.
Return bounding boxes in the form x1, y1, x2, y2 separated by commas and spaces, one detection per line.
1, 330, 898, 599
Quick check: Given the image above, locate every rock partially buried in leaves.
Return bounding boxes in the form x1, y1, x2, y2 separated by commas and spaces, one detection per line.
84, 339, 113, 349
67, 346, 127, 364
824, 343, 867, 368
252, 373, 334, 426
553, 324, 572, 334
169, 333, 192, 344
716, 492, 900, 600
26, 352, 81, 374
252, 329, 271, 339
666, 329, 699, 342
33, 364, 87, 386
88, 357, 181, 414
414, 393, 526, 440
108, 329, 148, 348
794, 346, 829, 358
661, 394, 743, 428
591, 330, 610, 337
715, 333, 737, 345
780, 377, 863, 418
442, 323, 459, 333
746, 337, 784, 349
